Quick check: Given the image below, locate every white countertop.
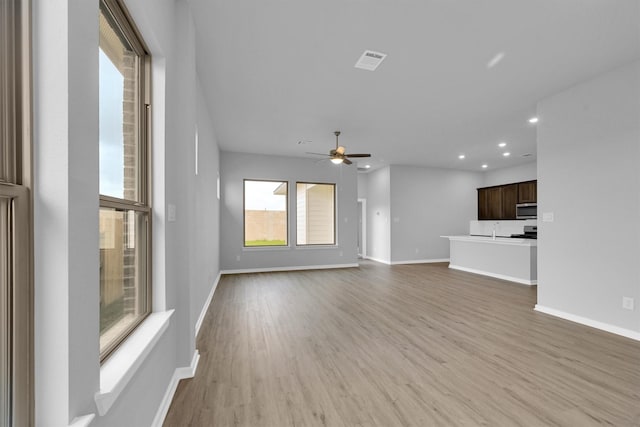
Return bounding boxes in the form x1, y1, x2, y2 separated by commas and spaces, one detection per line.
441, 235, 537, 247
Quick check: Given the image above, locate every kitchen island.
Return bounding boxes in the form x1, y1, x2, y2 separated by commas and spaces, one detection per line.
442, 235, 537, 285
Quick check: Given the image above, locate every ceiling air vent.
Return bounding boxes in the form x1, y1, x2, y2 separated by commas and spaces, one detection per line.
354, 50, 387, 71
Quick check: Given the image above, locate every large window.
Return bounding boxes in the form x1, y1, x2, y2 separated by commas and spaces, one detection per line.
296, 183, 336, 245
244, 180, 288, 247
0, 0, 32, 424
99, 0, 151, 361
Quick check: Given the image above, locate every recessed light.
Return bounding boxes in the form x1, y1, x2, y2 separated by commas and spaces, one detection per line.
498, 142, 507, 148
528, 117, 539, 124
364, 164, 371, 169
482, 164, 488, 169
503, 152, 511, 157
458, 154, 465, 159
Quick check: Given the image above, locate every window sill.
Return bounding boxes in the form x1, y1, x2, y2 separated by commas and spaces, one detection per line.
295, 244, 339, 250
242, 245, 292, 252
94, 309, 174, 416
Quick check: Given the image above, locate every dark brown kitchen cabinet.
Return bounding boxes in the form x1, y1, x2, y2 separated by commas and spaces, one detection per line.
477, 180, 536, 220
478, 188, 490, 220
517, 180, 537, 203
478, 186, 517, 220
486, 187, 502, 219
502, 184, 518, 219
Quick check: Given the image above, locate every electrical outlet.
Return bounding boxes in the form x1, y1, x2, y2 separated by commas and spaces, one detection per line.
236, 255, 241, 262
622, 297, 634, 310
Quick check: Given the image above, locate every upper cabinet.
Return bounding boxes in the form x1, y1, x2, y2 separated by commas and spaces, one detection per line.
502, 184, 518, 219
477, 180, 537, 220
517, 180, 537, 204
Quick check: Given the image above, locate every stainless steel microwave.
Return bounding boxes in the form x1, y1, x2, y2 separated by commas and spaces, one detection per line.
516, 203, 537, 219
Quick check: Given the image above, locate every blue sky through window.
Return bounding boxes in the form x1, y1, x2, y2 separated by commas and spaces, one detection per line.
99, 48, 124, 198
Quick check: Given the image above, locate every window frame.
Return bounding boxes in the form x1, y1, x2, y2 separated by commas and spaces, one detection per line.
0, 0, 33, 424
295, 181, 337, 247
98, 0, 153, 363
243, 179, 289, 248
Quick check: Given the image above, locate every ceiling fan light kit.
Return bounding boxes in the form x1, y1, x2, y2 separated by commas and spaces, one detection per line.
307, 131, 372, 166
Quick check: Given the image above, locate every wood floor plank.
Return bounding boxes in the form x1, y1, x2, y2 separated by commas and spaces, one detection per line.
164, 262, 640, 426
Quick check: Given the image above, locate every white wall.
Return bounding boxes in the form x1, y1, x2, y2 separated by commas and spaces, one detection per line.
33, 0, 221, 425
536, 60, 640, 336
190, 85, 221, 341
365, 167, 391, 263
220, 151, 358, 270
482, 162, 537, 187
389, 166, 483, 263
357, 172, 369, 199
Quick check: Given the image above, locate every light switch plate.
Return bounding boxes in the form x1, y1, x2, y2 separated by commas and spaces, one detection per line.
168, 204, 177, 222
622, 297, 634, 310
542, 212, 554, 222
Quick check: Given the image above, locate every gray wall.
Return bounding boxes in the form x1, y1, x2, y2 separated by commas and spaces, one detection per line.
220, 151, 358, 270
482, 162, 537, 187
389, 166, 483, 263
33, 0, 221, 425
357, 172, 369, 199
365, 167, 391, 263
537, 60, 640, 333
190, 87, 221, 335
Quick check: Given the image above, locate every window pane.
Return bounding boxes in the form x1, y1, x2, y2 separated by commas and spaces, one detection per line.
296, 183, 335, 245
99, 8, 141, 201
244, 180, 288, 246
99, 207, 148, 355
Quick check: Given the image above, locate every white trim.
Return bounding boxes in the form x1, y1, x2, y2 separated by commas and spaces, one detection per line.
151, 350, 200, 427
242, 245, 292, 252
357, 198, 366, 258
364, 256, 391, 265
195, 272, 221, 338
95, 310, 174, 416
534, 305, 640, 342
391, 258, 450, 265
448, 264, 536, 286
69, 414, 95, 427
221, 263, 359, 275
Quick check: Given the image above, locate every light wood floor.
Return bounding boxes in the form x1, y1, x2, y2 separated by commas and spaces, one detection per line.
164, 261, 640, 426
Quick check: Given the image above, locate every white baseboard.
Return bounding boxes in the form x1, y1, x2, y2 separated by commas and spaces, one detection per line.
221, 263, 359, 275
151, 350, 200, 427
364, 256, 391, 265
195, 272, 221, 338
448, 264, 537, 286
391, 258, 450, 265
69, 414, 95, 427
534, 305, 640, 342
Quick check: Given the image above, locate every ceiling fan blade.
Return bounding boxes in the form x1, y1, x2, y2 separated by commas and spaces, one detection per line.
306, 152, 330, 156
345, 153, 371, 158
343, 158, 352, 165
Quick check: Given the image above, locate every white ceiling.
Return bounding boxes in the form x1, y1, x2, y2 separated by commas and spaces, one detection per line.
188, 0, 640, 172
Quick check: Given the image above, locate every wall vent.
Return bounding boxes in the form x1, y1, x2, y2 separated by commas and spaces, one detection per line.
354, 50, 387, 71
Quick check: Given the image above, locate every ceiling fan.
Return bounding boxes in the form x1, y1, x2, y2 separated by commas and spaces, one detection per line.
308, 131, 371, 165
